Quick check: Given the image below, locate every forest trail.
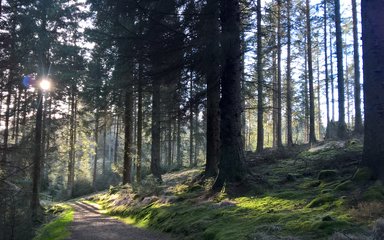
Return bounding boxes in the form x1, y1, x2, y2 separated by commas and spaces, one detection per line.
66, 201, 174, 240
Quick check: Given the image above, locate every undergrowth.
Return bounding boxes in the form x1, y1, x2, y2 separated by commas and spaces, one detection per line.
33, 204, 74, 240
89, 140, 383, 239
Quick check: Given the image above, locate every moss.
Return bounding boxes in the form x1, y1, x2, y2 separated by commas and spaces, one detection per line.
302, 180, 321, 188
306, 194, 336, 208
318, 170, 339, 182
33, 204, 74, 240
85, 141, 370, 240
352, 167, 374, 183
362, 181, 384, 201
335, 180, 354, 191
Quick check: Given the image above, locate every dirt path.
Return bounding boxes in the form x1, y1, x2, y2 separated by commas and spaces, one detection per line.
66, 202, 174, 240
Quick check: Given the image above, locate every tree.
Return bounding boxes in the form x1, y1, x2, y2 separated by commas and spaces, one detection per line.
361, 0, 384, 181
324, 0, 330, 125
306, 0, 317, 144
286, 0, 293, 147
334, 0, 346, 138
31, 87, 43, 222
276, 0, 283, 148
203, 0, 220, 178
123, 87, 133, 184
256, 0, 264, 152
352, 0, 363, 134
213, 0, 245, 190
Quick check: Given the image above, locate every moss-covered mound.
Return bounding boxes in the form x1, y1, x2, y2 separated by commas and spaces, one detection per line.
88, 140, 383, 239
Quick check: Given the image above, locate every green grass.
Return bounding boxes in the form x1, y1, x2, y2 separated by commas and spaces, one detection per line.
33, 204, 74, 240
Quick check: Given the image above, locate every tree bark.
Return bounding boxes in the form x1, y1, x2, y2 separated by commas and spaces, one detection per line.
102, 115, 107, 174
136, 64, 143, 182
2, 83, 12, 164
306, 0, 316, 144
361, 0, 384, 181
256, 0, 264, 152
334, 0, 346, 138
276, 0, 283, 148
330, 26, 335, 122
189, 73, 194, 168
92, 112, 99, 189
67, 87, 76, 198
151, 80, 162, 182
204, 0, 220, 177
352, 0, 363, 134
286, 0, 293, 147
213, 0, 245, 190
31, 89, 43, 222
113, 115, 119, 164
324, 0, 330, 125
123, 88, 133, 184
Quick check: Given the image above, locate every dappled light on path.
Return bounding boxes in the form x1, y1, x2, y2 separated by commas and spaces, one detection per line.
66, 202, 174, 240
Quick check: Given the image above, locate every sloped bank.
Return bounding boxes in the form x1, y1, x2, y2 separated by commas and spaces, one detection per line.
89, 141, 384, 240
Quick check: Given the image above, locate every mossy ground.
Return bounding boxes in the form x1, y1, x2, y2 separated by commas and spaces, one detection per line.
33, 204, 74, 240
90, 140, 383, 239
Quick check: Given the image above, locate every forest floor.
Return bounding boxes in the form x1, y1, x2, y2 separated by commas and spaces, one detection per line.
65, 201, 174, 240
38, 139, 384, 240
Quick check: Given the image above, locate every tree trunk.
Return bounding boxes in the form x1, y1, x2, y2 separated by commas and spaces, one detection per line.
330, 26, 335, 122
92, 112, 99, 189
361, 0, 384, 181
123, 88, 133, 184
304, 42, 309, 143
2, 84, 12, 164
14, 86, 22, 144
324, 0, 330, 125
213, 0, 245, 190
334, 0, 346, 138
189, 74, 194, 168
286, 0, 293, 147
102, 116, 107, 174
317, 55, 322, 139
151, 80, 162, 182
276, 0, 283, 148
167, 115, 172, 168
204, 0, 220, 177
272, 46, 278, 148
114, 115, 119, 164
136, 65, 143, 182
306, 0, 316, 144
345, 42, 351, 126
31, 89, 43, 222
176, 110, 182, 168
194, 104, 199, 166
67, 88, 76, 198
256, 0, 264, 152
352, 0, 363, 134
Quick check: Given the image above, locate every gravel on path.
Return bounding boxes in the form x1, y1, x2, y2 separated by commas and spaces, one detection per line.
66, 201, 175, 240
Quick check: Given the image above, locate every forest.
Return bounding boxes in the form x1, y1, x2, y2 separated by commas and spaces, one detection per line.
0, 0, 384, 239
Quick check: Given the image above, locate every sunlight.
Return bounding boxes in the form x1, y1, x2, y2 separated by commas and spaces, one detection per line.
39, 78, 51, 91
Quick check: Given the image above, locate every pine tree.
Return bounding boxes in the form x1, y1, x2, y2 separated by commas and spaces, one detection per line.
213, 0, 245, 190
334, 0, 346, 138
361, 0, 384, 181
352, 0, 363, 134
306, 0, 317, 144
256, 0, 264, 152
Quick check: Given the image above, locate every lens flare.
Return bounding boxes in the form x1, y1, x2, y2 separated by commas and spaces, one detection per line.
39, 79, 51, 91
